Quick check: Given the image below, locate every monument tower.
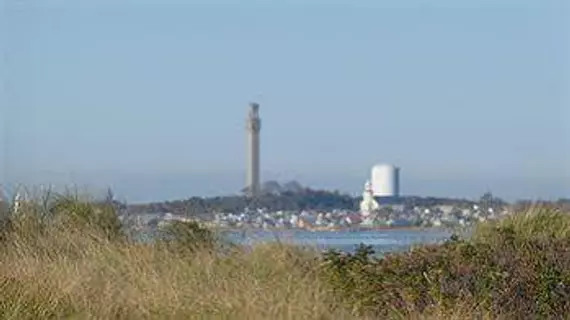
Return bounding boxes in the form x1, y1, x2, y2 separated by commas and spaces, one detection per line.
246, 102, 261, 197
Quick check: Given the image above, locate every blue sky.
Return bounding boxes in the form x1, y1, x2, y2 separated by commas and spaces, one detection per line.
2, 0, 569, 202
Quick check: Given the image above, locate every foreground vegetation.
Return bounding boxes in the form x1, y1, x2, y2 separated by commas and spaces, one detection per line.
1, 193, 569, 319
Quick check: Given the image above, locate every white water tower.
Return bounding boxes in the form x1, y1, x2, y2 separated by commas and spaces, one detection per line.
371, 164, 400, 198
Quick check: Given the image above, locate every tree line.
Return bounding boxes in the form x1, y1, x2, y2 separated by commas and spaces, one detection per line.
125, 188, 486, 215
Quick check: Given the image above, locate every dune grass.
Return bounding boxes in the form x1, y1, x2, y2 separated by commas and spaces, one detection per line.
0, 193, 351, 319
0, 235, 346, 319
472, 204, 570, 240
1, 192, 569, 319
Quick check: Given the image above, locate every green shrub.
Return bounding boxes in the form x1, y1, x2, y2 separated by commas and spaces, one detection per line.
320, 212, 570, 318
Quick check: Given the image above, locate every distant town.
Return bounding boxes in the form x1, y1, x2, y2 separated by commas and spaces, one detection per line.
116, 180, 569, 233
2, 179, 569, 234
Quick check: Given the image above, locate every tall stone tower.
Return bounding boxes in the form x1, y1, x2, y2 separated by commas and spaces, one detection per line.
246, 102, 261, 197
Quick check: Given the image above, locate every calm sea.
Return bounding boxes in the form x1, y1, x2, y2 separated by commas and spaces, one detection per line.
134, 226, 454, 254
220, 229, 453, 254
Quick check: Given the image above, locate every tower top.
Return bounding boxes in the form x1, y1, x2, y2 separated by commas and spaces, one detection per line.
249, 102, 260, 118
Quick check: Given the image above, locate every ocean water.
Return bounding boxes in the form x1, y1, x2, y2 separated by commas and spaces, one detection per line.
134, 226, 455, 254
220, 229, 453, 254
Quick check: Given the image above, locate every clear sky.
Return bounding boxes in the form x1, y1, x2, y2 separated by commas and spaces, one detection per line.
2, 0, 569, 202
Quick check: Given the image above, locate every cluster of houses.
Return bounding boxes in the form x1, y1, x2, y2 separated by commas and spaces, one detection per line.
124, 182, 511, 232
